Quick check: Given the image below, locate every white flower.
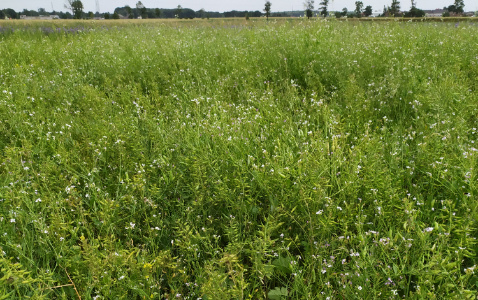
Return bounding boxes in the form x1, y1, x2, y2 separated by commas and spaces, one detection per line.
423, 227, 434, 233
464, 265, 476, 274
10, 219, 15, 223
358, 286, 362, 290
316, 210, 323, 215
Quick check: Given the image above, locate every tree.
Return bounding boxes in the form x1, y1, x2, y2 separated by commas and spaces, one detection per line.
264, 1, 272, 21
199, 8, 206, 19
29, 9, 41, 16
88, 11, 94, 19
4, 8, 18, 19
405, 0, 425, 17
155, 8, 162, 18
304, 0, 314, 19
341, 7, 348, 16
38, 8, 47, 15
180, 8, 196, 19
364, 5, 373, 16
136, 1, 147, 18
104, 12, 110, 19
454, 0, 465, 13
121, 5, 133, 18
136, 1, 144, 9
406, 6, 425, 16
175, 5, 183, 18
0, 10, 5, 19
445, 0, 464, 15
319, 0, 329, 17
112, 11, 120, 19
355, 1, 364, 17
65, 0, 84, 19
389, 0, 400, 16
22, 9, 35, 16
124, 6, 133, 18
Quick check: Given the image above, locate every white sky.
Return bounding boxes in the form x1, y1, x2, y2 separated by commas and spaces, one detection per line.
1, 0, 477, 14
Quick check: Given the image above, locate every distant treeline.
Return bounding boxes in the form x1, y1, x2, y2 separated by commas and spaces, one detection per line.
112, 7, 263, 19
4, 6, 474, 20
109, 7, 302, 19
0, 7, 304, 20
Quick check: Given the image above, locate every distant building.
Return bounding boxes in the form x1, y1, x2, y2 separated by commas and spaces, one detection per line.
20, 15, 60, 20
423, 9, 475, 17
423, 9, 445, 17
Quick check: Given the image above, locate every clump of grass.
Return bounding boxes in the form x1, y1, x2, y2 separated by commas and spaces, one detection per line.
0, 19, 477, 299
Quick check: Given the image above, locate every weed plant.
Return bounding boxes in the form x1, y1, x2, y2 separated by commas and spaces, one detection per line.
0, 19, 477, 299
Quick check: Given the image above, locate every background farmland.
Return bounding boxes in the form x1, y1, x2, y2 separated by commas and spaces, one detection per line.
0, 19, 478, 299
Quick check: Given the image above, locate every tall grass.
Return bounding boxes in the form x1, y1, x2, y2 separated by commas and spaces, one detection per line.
0, 19, 477, 299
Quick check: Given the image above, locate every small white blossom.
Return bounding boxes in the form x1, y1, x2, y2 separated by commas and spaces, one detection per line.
423, 227, 434, 233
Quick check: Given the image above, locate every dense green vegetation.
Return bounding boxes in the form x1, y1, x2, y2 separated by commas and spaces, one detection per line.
0, 19, 477, 299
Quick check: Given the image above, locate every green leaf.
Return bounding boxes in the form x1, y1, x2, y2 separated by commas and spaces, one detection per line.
272, 256, 292, 275
268, 287, 288, 300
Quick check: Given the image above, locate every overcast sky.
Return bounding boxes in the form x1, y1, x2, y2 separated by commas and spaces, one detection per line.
2, 0, 477, 14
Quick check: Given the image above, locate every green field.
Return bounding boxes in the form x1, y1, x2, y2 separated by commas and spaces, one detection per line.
0, 19, 477, 299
